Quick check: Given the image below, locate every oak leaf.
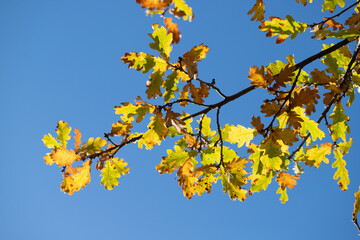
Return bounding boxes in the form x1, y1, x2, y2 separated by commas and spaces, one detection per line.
332, 148, 350, 191
138, 111, 168, 149
61, 160, 91, 195
56, 121, 71, 148
260, 15, 307, 44
136, 0, 171, 10
276, 172, 300, 190
305, 143, 332, 168
149, 24, 173, 59
164, 17, 181, 44
50, 147, 80, 167
248, 0, 265, 22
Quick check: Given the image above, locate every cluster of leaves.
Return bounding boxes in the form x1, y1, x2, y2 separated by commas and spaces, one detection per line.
43, 0, 360, 232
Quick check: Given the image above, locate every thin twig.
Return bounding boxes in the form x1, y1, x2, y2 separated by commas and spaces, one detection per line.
216, 107, 224, 168
308, 0, 360, 28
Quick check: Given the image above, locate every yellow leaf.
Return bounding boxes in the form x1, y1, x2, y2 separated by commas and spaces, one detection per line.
61, 160, 91, 195
50, 147, 80, 167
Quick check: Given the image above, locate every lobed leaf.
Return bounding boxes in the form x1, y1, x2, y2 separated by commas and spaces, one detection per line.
259, 15, 307, 44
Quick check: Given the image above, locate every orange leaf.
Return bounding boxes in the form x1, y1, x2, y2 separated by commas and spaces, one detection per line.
164, 17, 181, 44
248, 66, 267, 88
276, 172, 300, 189
74, 128, 82, 151
136, 0, 171, 10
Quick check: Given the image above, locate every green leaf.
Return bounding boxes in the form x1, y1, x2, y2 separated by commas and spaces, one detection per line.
200, 146, 237, 165
322, 0, 345, 13
100, 158, 130, 190
56, 121, 71, 148
332, 148, 350, 191
114, 99, 155, 123
121, 52, 168, 73
163, 71, 179, 103
305, 143, 332, 168
223, 124, 256, 148
198, 115, 216, 138
149, 24, 173, 59
276, 186, 288, 203
42, 133, 60, 149
338, 138, 353, 155
329, 102, 350, 141
250, 174, 273, 193
295, 107, 325, 142
79, 137, 107, 155
138, 112, 168, 149
156, 145, 197, 174
146, 71, 164, 99
259, 15, 307, 44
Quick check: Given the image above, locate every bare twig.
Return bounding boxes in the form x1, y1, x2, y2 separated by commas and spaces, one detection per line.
216, 107, 224, 168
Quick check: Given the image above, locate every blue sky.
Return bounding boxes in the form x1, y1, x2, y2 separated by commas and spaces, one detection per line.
1, 1, 360, 239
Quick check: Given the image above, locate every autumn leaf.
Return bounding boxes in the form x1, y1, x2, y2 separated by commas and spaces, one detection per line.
329, 102, 350, 142
177, 159, 198, 199
164, 108, 185, 134
322, 0, 345, 13
248, 65, 268, 88
164, 17, 181, 44
74, 128, 81, 151
109, 121, 133, 137
121, 52, 168, 73
136, 0, 171, 10
249, 173, 273, 193
42, 133, 60, 149
157, 145, 197, 174
248, 0, 265, 22
56, 121, 71, 148
149, 24, 173, 59
100, 158, 130, 190
61, 160, 91, 195
276, 172, 300, 190
295, 0, 313, 6
223, 124, 256, 148
163, 71, 180, 103
332, 148, 350, 191
171, 0, 194, 21
276, 186, 288, 203
50, 147, 80, 167
260, 15, 307, 44
79, 137, 107, 155
188, 82, 209, 104
260, 101, 280, 117
251, 115, 264, 133
114, 99, 155, 123
305, 143, 332, 168
138, 111, 169, 149
353, 187, 360, 221
146, 71, 165, 99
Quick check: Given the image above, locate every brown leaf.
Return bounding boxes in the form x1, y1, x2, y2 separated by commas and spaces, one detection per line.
251, 115, 264, 133
164, 17, 181, 44
260, 101, 280, 117
248, 66, 268, 88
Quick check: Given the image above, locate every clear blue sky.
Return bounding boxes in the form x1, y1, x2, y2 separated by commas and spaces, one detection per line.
1, 1, 360, 239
